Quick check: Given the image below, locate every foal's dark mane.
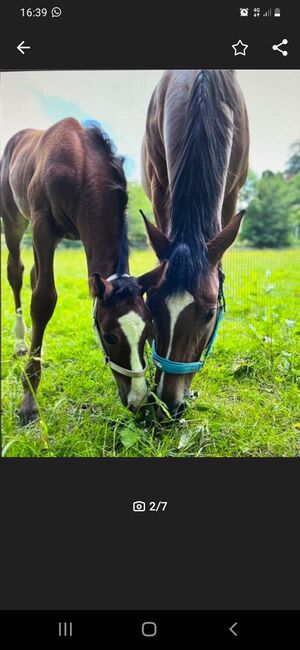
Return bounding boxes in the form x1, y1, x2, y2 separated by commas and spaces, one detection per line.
165, 70, 237, 295
103, 276, 142, 305
85, 124, 129, 275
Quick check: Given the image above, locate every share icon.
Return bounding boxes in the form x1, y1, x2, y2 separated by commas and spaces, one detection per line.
272, 38, 288, 56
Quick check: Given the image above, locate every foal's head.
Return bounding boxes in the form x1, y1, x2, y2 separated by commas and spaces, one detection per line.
90, 274, 152, 411
138, 212, 245, 417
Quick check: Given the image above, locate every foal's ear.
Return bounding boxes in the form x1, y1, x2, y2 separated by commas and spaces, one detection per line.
207, 210, 246, 265
89, 273, 114, 301
140, 210, 170, 260
138, 260, 168, 295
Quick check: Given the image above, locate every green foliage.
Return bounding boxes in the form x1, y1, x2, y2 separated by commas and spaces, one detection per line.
120, 424, 143, 449
127, 183, 154, 247
240, 171, 298, 247
238, 169, 258, 208
1, 247, 299, 458
287, 173, 300, 239
285, 140, 300, 178
241, 142, 300, 248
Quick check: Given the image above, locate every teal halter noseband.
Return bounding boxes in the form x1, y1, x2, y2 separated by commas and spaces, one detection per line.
152, 269, 225, 375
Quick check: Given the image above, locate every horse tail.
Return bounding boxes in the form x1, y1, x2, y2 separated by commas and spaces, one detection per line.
167, 70, 235, 293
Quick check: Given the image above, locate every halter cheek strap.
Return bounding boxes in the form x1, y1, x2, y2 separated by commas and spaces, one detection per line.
93, 273, 147, 378
152, 308, 224, 374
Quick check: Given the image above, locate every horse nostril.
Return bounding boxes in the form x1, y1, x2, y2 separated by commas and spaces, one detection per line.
176, 402, 186, 417
169, 405, 180, 417
128, 402, 140, 413
156, 402, 185, 420
168, 402, 186, 418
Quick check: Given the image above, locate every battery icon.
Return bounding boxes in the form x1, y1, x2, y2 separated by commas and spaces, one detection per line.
274, 7, 280, 17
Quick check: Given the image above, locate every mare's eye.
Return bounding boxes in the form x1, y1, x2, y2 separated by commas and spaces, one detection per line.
204, 309, 215, 323
103, 333, 118, 345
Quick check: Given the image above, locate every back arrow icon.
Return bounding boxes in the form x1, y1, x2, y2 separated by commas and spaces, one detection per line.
17, 41, 31, 54
229, 622, 238, 637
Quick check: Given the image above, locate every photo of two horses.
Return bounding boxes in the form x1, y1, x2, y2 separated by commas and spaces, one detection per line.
1, 69, 299, 457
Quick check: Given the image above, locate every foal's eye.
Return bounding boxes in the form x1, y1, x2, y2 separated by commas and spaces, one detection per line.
103, 333, 118, 345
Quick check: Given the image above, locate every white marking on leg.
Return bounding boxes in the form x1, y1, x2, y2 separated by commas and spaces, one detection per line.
13, 308, 28, 354
157, 292, 194, 399
118, 311, 147, 408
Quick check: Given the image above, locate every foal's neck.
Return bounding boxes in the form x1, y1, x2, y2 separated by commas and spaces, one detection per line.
80, 217, 129, 280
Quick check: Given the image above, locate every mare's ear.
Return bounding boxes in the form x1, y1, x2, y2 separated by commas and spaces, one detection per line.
207, 211, 246, 265
89, 273, 114, 301
140, 210, 170, 261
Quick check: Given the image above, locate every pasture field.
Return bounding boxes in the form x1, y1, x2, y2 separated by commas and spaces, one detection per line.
1, 246, 300, 457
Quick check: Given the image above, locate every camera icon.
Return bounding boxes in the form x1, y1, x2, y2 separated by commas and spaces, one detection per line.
133, 500, 146, 512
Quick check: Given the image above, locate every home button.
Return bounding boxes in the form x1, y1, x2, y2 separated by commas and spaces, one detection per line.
141, 621, 157, 637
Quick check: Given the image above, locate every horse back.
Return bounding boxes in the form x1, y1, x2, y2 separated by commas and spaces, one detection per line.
1, 128, 34, 223
143, 70, 249, 197
2, 119, 93, 237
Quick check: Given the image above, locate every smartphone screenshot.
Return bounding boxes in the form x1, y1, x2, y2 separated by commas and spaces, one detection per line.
1, 1, 299, 642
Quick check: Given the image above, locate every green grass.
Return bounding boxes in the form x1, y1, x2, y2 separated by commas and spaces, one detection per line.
1, 246, 300, 457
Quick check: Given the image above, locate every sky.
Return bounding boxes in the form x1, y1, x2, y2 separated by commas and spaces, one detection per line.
1, 70, 299, 180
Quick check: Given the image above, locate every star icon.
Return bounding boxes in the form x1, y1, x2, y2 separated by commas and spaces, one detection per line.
232, 40, 248, 56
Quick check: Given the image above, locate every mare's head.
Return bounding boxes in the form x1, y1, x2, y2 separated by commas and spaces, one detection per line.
138, 212, 245, 417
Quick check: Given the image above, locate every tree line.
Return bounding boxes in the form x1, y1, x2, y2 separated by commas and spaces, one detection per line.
238, 141, 300, 248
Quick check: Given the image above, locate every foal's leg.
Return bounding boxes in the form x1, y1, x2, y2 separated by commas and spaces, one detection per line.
19, 217, 58, 425
28, 256, 44, 355
3, 215, 29, 355
28, 253, 38, 345
30, 260, 37, 291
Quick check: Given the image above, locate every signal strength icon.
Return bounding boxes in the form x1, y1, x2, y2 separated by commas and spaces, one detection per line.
263, 8, 272, 16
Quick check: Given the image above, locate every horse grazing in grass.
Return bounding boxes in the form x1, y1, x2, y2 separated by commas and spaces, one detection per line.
1, 118, 152, 424
139, 70, 249, 417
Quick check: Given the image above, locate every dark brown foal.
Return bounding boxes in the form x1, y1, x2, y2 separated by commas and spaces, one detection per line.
1, 118, 151, 424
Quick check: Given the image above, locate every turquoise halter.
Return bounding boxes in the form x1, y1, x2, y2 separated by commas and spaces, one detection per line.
152, 269, 225, 375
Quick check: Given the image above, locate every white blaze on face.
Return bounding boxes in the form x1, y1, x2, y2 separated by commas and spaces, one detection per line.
118, 311, 147, 408
157, 292, 194, 400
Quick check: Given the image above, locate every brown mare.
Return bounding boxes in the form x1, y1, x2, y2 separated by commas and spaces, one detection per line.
139, 70, 249, 417
1, 118, 152, 424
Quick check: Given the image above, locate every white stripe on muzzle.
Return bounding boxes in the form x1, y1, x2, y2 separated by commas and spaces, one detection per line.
118, 311, 148, 408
